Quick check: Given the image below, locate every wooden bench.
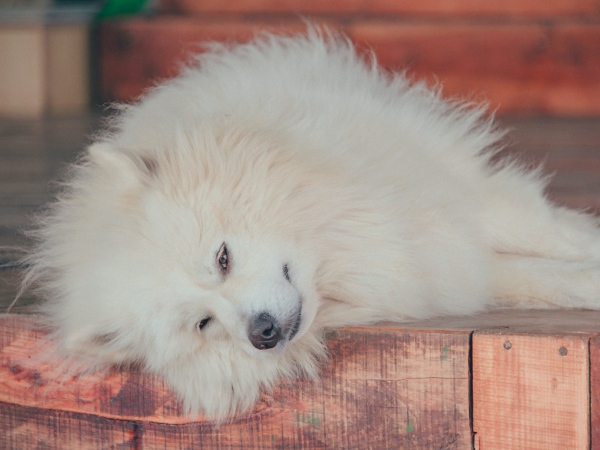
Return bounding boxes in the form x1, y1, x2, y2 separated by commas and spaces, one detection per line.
1, 310, 599, 449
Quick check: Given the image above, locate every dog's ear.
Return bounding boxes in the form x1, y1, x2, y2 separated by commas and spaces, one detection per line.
87, 142, 158, 188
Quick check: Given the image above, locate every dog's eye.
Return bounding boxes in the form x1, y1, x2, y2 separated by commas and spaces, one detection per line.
217, 243, 229, 273
283, 264, 290, 282
198, 317, 212, 330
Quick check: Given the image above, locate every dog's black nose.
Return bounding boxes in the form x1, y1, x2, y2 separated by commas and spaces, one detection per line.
248, 312, 283, 350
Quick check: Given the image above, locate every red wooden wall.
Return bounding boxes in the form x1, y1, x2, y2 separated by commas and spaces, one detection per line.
98, 0, 600, 115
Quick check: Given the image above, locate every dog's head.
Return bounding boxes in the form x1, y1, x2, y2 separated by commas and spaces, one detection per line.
33, 128, 329, 420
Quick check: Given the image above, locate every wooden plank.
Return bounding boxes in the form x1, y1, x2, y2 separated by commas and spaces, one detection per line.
0, 403, 138, 450
159, 0, 600, 18
590, 335, 600, 450
472, 331, 591, 449
98, 18, 600, 115
98, 18, 311, 103
348, 22, 600, 116
371, 309, 600, 334
0, 314, 471, 448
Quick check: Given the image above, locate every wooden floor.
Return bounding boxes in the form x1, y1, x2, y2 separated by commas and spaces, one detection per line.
1, 114, 600, 312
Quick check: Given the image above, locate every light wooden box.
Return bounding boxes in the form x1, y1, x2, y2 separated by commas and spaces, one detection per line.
0, 19, 90, 118
1, 311, 599, 449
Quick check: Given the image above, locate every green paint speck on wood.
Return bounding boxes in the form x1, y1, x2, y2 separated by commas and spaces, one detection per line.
440, 345, 450, 360
296, 412, 321, 429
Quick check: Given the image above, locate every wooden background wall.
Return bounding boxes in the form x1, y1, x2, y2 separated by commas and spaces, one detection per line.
97, 0, 600, 115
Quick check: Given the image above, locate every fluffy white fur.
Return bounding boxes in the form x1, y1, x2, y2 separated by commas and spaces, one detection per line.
22, 30, 600, 421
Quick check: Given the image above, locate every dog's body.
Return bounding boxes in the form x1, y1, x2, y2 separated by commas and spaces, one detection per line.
24, 32, 600, 420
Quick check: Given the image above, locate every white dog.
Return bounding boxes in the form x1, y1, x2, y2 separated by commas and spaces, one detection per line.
21, 30, 600, 421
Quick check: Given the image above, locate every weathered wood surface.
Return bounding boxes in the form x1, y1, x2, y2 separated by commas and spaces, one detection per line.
591, 336, 600, 450
98, 17, 600, 115
468, 310, 600, 449
0, 314, 471, 449
473, 333, 591, 449
4, 311, 600, 448
98, 19, 308, 103
351, 22, 600, 117
159, 0, 600, 18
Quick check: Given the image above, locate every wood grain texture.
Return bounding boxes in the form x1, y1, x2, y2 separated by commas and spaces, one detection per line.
348, 22, 600, 116
0, 314, 471, 449
98, 19, 311, 103
1, 403, 139, 450
590, 335, 600, 450
97, 18, 600, 115
159, 0, 600, 18
472, 332, 591, 450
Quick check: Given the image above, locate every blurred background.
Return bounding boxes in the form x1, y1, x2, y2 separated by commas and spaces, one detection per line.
1, 0, 600, 309
3, 0, 600, 117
